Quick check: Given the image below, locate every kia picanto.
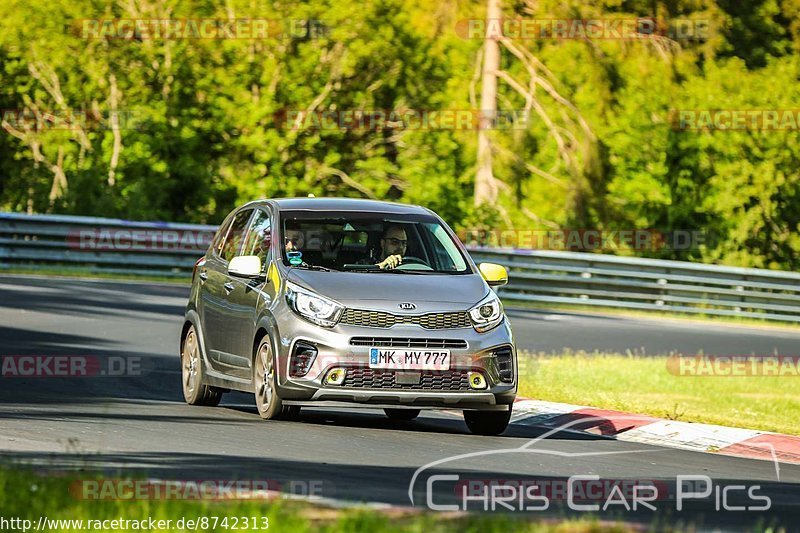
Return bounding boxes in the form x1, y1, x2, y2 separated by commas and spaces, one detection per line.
180, 198, 517, 435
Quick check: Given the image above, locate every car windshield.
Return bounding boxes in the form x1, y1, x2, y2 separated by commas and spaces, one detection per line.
279, 211, 471, 274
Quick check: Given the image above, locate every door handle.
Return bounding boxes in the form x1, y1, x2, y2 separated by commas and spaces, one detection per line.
198, 271, 208, 282
224, 282, 235, 294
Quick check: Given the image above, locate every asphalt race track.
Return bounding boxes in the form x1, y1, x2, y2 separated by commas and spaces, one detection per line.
1, 275, 799, 530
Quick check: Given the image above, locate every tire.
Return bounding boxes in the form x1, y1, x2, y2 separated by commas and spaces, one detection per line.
254, 336, 298, 420
181, 325, 222, 406
384, 408, 421, 421
464, 409, 512, 436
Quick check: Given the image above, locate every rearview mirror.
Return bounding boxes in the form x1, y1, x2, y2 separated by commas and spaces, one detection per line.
478, 262, 508, 287
228, 255, 263, 279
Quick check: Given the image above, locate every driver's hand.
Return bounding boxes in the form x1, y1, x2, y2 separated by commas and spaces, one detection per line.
377, 254, 402, 270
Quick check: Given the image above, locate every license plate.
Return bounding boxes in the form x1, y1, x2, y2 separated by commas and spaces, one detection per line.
368, 348, 451, 370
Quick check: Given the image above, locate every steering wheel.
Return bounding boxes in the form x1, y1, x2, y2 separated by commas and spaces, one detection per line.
395, 256, 433, 271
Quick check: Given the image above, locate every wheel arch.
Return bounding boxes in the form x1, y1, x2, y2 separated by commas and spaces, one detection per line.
252, 313, 281, 378
182, 309, 213, 368
180, 319, 194, 355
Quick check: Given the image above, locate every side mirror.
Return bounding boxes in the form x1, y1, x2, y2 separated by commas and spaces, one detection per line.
228, 255, 263, 279
479, 262, 508, 287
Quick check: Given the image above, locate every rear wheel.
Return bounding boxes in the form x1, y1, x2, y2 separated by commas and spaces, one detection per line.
181, 325, 222, 406
384, 408, 421, 421
254, 337, 298, 420
464, 409, 511, 436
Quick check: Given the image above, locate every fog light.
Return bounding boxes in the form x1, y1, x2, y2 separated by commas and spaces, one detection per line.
493, 346, 514, 383
468, 371, 487, 390
290, 341, 318, 377
325, 368, 346, 386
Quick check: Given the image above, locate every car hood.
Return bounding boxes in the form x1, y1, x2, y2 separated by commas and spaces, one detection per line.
285, 269, 490, 311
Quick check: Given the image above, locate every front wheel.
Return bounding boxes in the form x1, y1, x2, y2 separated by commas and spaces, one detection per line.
254, 337, 298, 420
181, 325, 222, 406
464, 409, 511, 436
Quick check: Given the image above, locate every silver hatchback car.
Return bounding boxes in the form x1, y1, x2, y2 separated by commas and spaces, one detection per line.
181, 198, 517, 435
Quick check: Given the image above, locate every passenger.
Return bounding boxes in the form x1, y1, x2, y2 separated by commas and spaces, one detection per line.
284, 223, 305, 253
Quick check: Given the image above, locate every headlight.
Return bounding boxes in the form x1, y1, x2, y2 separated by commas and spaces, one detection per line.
285, 281, 343, 327
468, 293, 504, 332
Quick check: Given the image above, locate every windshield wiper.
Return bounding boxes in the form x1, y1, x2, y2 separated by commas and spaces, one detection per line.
290, 263, 334, 272
359, 268, 425, 274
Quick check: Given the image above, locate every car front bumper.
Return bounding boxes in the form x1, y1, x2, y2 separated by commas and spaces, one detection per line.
272, 311, 517, 411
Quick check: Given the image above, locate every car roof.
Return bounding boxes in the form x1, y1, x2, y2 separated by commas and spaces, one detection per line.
245, 197, 430, 215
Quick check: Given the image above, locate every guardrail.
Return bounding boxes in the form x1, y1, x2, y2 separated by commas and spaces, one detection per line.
471, 248, 800, 323
2, 212, 799, 322
0, 212, 216, 278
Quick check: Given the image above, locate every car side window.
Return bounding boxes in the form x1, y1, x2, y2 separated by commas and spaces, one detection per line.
242, 209, 272, 271
220, 209, 253, 263
211, 215, 234, 257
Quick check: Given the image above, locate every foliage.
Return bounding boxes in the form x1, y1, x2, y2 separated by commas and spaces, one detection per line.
0, 0, 798, 268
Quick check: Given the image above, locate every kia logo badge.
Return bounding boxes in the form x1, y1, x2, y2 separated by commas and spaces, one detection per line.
398, 303, 417, 310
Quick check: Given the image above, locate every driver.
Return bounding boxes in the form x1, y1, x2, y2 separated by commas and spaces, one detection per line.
375, 225, 407, 270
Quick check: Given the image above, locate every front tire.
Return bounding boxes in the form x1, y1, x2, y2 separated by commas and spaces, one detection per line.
464, 409, 511, 436
254, 337, 298, 420
181, 325, 222, 406
384, 408, 420, 421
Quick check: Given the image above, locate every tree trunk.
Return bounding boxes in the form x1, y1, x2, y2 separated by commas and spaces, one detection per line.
474, 0, 501, 207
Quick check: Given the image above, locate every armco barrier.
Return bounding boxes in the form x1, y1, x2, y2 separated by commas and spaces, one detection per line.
470, 248, 800, 323
0, 212, 216, 278
1, 212, 799, 322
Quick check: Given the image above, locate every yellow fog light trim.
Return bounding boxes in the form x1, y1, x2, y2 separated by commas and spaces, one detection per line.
325, 368, 346, 386
467, 371, 487, 390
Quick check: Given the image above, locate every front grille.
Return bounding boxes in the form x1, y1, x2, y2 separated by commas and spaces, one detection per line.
340, 368, 470, 391
340, 308, 471, 329
350, 337, 468, 349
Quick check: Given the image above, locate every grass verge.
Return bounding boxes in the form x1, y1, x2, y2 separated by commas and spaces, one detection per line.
517, 352, 800, 436
0, 467, 633, 533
